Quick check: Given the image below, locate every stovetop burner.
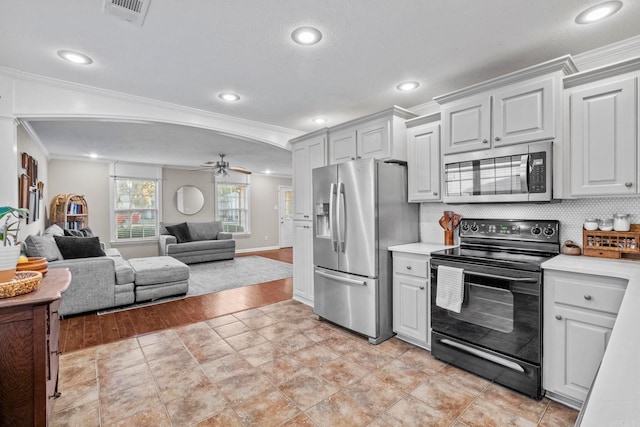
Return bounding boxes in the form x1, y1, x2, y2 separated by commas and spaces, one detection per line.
431, 218, 560, 270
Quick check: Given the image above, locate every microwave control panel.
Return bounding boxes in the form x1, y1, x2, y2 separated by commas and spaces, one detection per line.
528, 151, 547, 193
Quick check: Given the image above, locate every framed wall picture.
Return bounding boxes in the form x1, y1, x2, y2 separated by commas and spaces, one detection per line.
28, 189, 39, 223
19, 173, 29, 210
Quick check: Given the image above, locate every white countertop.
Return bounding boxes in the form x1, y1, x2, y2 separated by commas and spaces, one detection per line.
388, 241, 457, 255
542, 255, 640, 426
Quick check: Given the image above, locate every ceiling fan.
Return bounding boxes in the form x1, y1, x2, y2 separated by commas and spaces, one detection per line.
199, 154, 252, 177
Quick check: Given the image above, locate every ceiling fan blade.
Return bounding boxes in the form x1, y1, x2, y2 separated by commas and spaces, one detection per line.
230, 166, 252, 175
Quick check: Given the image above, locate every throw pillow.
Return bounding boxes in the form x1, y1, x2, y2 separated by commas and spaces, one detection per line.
165, 222, 192, 243
64, 229, 84, 237
24, 235, 64, 261
80, 227, 94, 237
53, 235, 106, 259
43, 224, 65, 237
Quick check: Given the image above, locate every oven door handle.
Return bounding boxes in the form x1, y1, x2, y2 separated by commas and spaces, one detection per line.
463, 270, 538, 282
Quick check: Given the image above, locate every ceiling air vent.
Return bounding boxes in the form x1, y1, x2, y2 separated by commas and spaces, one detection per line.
104, 0, 151, 26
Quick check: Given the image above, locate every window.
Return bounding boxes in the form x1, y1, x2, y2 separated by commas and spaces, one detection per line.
113, 178, 159, 240
216, 182, 250, 234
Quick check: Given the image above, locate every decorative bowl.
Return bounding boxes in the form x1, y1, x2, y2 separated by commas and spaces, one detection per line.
16, 257, 48, 276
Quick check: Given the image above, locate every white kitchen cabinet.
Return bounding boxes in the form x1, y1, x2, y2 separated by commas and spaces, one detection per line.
568, 76, 637, 197
291, 129, 328, 221
392, 252, 430, 349
435, 56, 576, 155
543, 269, 627, 408
328, 106, 416, 164
440, 78, 555, 154
405, 114, 441, 202
290, 129, 328, 306
293, 220, 314, 306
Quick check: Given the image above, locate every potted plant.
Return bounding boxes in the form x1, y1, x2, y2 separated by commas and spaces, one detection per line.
0, 206, 29, 282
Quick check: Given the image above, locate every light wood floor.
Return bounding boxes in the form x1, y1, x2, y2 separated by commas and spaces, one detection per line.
59, 248, 293, 353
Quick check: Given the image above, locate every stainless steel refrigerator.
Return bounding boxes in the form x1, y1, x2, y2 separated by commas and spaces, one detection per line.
312, 158, 419, 344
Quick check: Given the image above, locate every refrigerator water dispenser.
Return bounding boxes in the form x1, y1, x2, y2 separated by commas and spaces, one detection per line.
315, 203, 330, 238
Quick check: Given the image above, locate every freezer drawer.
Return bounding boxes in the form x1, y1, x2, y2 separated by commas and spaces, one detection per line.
314, 267, 378, 339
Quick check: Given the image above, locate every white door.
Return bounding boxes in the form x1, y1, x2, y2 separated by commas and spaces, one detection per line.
279, 186, 294, 247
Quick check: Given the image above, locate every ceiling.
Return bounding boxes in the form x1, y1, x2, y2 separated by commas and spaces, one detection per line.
3, 1, 640, 176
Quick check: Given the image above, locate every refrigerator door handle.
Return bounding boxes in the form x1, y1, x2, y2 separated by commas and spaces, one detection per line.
316, 270, 367, 286
329, 183, 338, 252
337, 182, 346, 252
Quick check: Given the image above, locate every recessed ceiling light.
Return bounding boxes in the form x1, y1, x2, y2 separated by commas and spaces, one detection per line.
575, 1, 623, 24
396, 81, 420, 92
291, 27, 322, 45
218, 92, 240, 102
88, 153, 99, 159
264, 169, 272, 175
312, 117, 327, 124
57, 50, 93, 65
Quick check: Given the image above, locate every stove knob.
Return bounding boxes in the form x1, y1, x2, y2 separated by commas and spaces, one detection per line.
461, 222, 469, 232
544, 227, 555, 237
470, 224, 479, 232
531, 226, 542, 236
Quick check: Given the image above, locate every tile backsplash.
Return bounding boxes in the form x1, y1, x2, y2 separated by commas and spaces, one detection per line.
420, 197, 640, 248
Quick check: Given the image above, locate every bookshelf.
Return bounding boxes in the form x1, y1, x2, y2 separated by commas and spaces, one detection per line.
49, 193, 89, 230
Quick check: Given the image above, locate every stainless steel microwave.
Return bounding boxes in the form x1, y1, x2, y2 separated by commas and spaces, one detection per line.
443, 141, 552, 204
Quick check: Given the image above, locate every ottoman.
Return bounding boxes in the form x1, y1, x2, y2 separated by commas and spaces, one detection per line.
128, 256, 190, 302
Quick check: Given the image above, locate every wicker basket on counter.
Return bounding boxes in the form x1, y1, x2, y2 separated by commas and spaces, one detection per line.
0, 271, 43, 299
583, 224, 640, 260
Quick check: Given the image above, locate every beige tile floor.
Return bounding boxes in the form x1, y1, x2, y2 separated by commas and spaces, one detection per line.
51, 300, 578, 427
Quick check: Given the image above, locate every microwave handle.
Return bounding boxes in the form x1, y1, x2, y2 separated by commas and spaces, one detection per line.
520, 155, 529, 193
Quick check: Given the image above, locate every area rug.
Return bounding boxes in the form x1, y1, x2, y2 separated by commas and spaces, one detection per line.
98, 256, 292, 314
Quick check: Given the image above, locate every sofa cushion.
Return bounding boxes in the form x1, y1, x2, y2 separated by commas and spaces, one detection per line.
187, 221, 223, 241
166, 222, 192, 243
54, 235, 106, 259
165, 239, 235, 254
128, 256, 190, 286
24, 235, 64, 261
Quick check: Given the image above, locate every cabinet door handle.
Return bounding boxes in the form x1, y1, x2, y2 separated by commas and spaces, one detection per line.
419, 286, 425, 290
433, 192, 438, 196
584, 294, 592, 301
406, 266, 412, 270
625, 182, 633, 188
555, 314, 563, 320
495, 136, 501, 141
482, 139, 489, 144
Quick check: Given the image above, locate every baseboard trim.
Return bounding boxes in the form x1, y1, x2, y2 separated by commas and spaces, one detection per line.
236, 246, 281, 254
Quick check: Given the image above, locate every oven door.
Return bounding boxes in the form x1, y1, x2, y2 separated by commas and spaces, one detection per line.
430, 258, 542, 365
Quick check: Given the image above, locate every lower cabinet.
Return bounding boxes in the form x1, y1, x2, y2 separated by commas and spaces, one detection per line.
543, 269, 627, 408
293, 220, 314, 306
0, 269, 70, 426
392, 252, 430, 349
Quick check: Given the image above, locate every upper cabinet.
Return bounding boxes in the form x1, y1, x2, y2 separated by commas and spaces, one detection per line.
435, 56, 577, 155
291, 129, 328, 221
563, 58, 640, 198
405, 113, 441, 203
328, 106, 416, 164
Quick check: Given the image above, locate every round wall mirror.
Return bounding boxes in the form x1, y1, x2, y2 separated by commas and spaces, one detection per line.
176, 185, 205, 215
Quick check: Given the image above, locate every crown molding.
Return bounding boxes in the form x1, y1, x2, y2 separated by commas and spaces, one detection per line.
573, 34, 640, 71
434, 55, 578, 105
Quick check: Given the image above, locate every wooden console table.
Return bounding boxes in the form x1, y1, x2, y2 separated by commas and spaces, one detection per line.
0, 268, 71, 426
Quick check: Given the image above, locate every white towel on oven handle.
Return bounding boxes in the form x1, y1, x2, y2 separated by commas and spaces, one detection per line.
436, 265, 464, 313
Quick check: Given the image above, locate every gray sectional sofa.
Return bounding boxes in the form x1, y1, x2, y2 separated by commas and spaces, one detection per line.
22, 225, 136, 316
158, 221, 236, 264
